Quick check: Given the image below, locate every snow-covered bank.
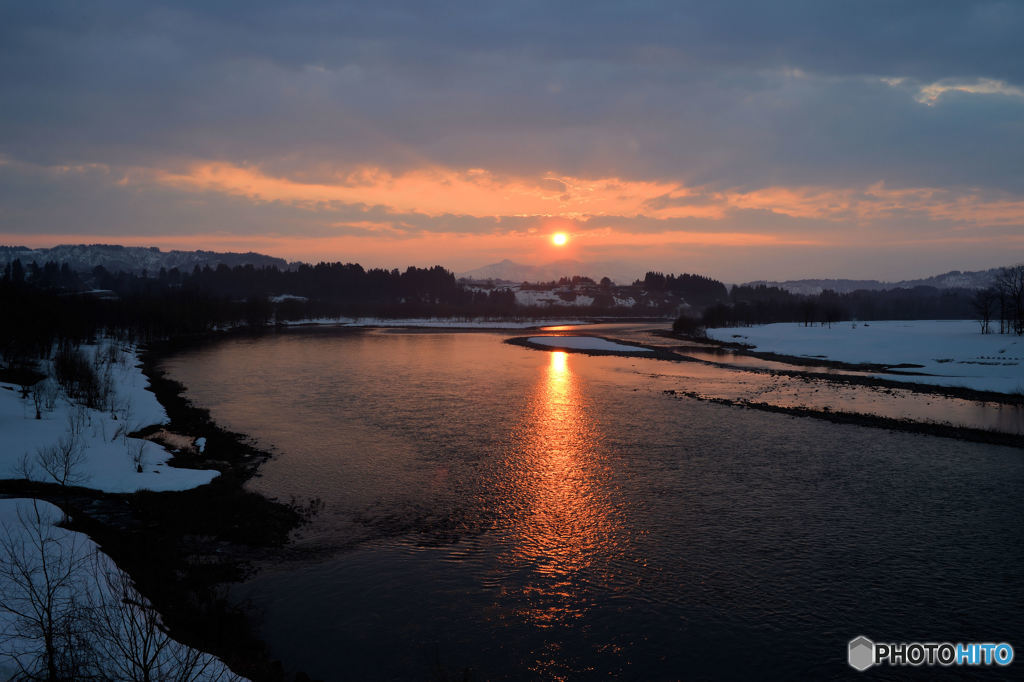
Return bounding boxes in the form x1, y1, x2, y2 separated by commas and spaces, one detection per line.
1, 344, 218, 492
527, 336, 655, 353
0, 498, 240, 680
707, 320, 1024, 394
280, 316, 588, 329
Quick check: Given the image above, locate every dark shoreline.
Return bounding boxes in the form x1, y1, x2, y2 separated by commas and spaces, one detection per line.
0, 328, 318, 682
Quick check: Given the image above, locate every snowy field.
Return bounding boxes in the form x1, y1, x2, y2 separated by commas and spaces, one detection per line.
707, 320, 1024, 394
0, 498, 240, 680
1, 344, 218, 492
281, 316, 589, 329
528, 336, 655, 353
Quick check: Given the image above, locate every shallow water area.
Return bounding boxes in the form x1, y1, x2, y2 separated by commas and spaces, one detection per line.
162, 328, 1024, 679
551, 323, 1024, 434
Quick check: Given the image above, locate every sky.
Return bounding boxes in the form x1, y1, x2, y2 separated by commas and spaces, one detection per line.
1, 0, 1023, 282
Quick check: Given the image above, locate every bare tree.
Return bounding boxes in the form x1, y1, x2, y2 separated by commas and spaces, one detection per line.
1, 502, 242, 681
0, 500, 90, 680
66, 405, 89, 442
30, 379, 59, 418
17, 451, 39, 482
799, 299, 818, 327
114, 396, 135, 445
30, 386, 43, 420
995, 265, 1024, 335
972, 287, 997, 334
35, 426, 89, 489
87, 557, 242, 682
34, 439, 87, 488
129, 439, 147, 474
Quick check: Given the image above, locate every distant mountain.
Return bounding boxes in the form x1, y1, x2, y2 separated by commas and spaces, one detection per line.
458, 259, 641, 284
0, 244, 288, 274
742, 268, 1003, 295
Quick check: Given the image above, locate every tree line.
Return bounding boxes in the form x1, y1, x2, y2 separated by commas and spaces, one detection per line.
0, 259, 736, 362
0, 260, 516, 369
674, 267, 1024, 335
5, 257, 1021, 368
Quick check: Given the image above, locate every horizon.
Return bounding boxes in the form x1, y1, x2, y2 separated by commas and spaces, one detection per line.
0, 240, 1014, 285
2, 3, 1023, 283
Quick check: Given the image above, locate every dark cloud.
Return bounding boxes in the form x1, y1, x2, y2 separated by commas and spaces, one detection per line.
2, 2, 1022, 185
8, 2, 1017, 79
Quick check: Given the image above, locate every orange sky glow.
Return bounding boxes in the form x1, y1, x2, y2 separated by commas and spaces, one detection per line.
4, 154, 1023, 280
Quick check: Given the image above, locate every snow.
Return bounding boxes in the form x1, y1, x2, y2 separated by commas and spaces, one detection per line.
707, 320, 1024, 394
280, 316, 588, 328
514, 290, 563, 306
268, 294, 308, 303
527, 336, 655, 353
513, 289, 595, 307
0, 498, 241, 680
0, 344, 219, 493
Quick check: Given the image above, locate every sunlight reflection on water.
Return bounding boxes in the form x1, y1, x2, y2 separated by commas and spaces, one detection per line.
499, 352, 617, 629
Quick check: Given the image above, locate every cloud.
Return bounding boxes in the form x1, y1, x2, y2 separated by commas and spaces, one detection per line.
3, 1, 1023, 191
2, 1, 1024, 279
914, 78, 1024, 105
131, 159, 1024, 229
724, 183, 1024, 227
135, 161, 728, 220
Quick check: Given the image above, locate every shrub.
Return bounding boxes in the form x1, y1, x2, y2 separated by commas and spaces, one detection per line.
672, 314, 705, 336
53, 344, 111, 410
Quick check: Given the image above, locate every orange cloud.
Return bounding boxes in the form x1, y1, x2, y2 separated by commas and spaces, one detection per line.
141, 161, 1024, 229
724, 182, 1024, 226
139, 162, 724, 220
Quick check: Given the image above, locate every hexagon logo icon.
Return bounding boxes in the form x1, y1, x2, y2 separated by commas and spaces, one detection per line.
848, 636, 875, 671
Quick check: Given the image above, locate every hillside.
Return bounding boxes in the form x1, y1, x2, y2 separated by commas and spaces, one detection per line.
0, 244, 288, 274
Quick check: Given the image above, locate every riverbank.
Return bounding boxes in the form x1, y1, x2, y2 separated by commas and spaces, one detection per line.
0, 335, 315, 681
659, 329, 1024, 408
705, 320, 1024, 395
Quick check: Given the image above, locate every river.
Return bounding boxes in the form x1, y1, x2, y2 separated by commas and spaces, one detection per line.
162, 328, 1024, 679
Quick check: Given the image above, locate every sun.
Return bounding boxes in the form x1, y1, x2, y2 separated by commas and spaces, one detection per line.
552, 232, 569, 246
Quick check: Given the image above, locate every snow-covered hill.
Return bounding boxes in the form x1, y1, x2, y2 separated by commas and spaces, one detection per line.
0, 244, 287, 274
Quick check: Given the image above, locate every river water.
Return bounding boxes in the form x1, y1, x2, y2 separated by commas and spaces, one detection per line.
162, 328, 1024, 680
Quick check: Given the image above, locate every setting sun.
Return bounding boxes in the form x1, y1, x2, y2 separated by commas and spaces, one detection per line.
552, 232, 569, 246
